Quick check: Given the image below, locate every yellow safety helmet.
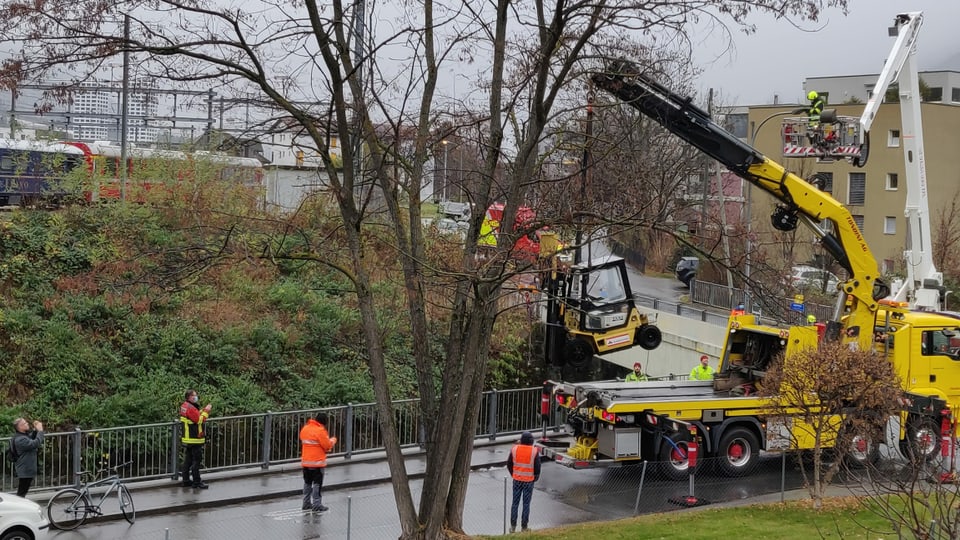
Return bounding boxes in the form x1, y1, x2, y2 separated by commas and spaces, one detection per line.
806, 314, 817, 323
807, 90, 819, 100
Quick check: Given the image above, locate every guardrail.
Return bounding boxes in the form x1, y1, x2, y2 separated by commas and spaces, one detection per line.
1, 387, 552, 493
688, 280, 834, 325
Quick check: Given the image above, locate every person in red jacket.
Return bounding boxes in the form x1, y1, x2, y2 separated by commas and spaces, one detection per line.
179, 389, 212, 489
300, 412, 337, 512
506, 431, 541, 532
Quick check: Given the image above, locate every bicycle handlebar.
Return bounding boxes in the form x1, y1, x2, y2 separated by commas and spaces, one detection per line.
78, 460, 134, 480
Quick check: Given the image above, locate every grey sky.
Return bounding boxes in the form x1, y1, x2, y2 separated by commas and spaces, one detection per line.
692, 0, 960, 106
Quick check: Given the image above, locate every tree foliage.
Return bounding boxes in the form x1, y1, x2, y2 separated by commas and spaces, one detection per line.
0, 0, 852, 537
760, 340, 902, 507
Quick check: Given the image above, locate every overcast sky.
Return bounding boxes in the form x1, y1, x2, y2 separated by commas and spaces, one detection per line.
691, 0, 960, 106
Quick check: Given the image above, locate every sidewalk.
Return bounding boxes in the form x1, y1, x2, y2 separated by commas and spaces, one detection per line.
33, 439, 516, 525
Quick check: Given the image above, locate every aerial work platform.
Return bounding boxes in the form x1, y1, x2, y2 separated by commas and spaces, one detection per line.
780, 112, 866, 164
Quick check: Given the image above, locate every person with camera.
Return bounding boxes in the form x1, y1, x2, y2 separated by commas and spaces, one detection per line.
179, 389, 212, 489
11, 417, 44, 497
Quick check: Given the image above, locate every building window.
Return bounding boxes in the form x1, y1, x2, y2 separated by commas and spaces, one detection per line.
886, 173, 898, 191
852, 214, 865, 230
953, 87, 960, 103
888, 129, 900, 147
848, 173, 866, 206
884, 216, 896, 235
882, 259, 895, 275
928, 87, 943, 102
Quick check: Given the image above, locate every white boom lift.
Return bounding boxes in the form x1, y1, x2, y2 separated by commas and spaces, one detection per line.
780, 11, 943, 310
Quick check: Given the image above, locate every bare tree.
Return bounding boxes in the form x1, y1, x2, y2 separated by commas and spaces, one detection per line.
0, 0, 852, 537
760, 341, 901, 508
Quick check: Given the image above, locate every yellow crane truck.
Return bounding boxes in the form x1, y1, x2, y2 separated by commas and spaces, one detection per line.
537, 60, 960, 479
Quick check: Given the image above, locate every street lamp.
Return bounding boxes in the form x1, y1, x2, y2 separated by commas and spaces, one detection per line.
441, 139, 449, 202
745, 109, 800, 311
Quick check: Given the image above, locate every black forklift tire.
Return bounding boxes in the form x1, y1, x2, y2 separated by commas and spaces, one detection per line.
637, 325, 662, 350
564, 338, 594, 368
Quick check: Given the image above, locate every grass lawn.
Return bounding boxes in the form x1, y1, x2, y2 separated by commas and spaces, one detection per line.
478, 497, 896, 539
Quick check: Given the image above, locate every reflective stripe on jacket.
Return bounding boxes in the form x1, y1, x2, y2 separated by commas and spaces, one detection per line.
300, 418, 334, 468
179, 401, 209, 444
510, 444, 537, 482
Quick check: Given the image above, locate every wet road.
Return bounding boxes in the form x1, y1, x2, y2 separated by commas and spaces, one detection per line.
54, 457, 822, 540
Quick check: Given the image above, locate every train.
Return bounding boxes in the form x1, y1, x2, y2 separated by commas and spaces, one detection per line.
0, 139, 264, 206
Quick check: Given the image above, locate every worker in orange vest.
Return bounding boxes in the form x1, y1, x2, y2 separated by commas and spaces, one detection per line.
507, 431, 541, 533
299, 412, 338, 512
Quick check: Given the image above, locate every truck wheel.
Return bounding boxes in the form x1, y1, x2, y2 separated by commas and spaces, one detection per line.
839, 425, 881, 468
637, 325, 662, 350
564, 338, 594, 368
659, 434, 692, 481
900, 417, 941, 463
717, 427, 759, 477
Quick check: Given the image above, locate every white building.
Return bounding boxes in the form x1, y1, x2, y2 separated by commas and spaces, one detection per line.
804, 70, 960, 104
259, 119, 343, 211
71, 78, 160, 143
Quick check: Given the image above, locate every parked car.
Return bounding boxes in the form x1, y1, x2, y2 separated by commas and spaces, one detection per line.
788, 265, 840, 295
676, 256, 699, 287
0, 493, 47, 540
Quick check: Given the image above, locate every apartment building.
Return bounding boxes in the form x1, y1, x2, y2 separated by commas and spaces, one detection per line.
745, 97, 960, 277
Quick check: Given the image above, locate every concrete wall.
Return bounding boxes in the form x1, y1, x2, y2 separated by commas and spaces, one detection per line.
603, 311, 727, 379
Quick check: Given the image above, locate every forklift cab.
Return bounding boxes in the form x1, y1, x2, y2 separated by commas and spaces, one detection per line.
557, 256, 662, 367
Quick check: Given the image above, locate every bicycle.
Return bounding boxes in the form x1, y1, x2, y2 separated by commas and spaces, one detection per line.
46, 460, 136, 530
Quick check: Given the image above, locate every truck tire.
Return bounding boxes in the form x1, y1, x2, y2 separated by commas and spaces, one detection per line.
659, 434, 692, 481
838, 424, 881, 468
900, 417, 941, 463
716, 427, 759, 477
637, 325, 662, 350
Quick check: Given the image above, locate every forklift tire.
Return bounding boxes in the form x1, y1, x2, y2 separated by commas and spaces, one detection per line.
564, 338, 595, 368
637, 325, 662, 351
716, 427, 759, 477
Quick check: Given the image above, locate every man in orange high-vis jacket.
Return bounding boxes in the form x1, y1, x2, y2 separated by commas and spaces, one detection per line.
506, 431, 541, 532
300, 412, 337, 512
179, 389, 212, 489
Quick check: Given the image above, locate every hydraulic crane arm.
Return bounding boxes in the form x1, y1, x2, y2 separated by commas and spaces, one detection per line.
858, 12, 940, 309
592, 63, 887, 349
858, 13, 922, 148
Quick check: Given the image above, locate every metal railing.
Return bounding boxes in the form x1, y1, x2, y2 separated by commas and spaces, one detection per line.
689, 280, 834, 325
1, 387, 549, 493
633, 294, 731, 326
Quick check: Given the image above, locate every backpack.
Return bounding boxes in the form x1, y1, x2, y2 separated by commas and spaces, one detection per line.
5, 440, 17, 462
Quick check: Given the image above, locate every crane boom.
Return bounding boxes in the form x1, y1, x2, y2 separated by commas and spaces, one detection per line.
592, 63, 888, 349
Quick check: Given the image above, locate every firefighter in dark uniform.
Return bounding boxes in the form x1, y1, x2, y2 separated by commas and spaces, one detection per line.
179, 389, 212, 489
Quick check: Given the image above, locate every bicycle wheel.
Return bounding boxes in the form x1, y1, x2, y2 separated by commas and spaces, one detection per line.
117, 484, 135, 524
46, 488, 90, 530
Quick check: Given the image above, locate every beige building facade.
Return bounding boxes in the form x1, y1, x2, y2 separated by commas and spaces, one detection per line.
746, 101, 960, 278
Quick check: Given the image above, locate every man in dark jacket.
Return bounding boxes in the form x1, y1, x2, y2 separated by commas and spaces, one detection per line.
12, 417, 44, 497
506, 431, 541, 533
